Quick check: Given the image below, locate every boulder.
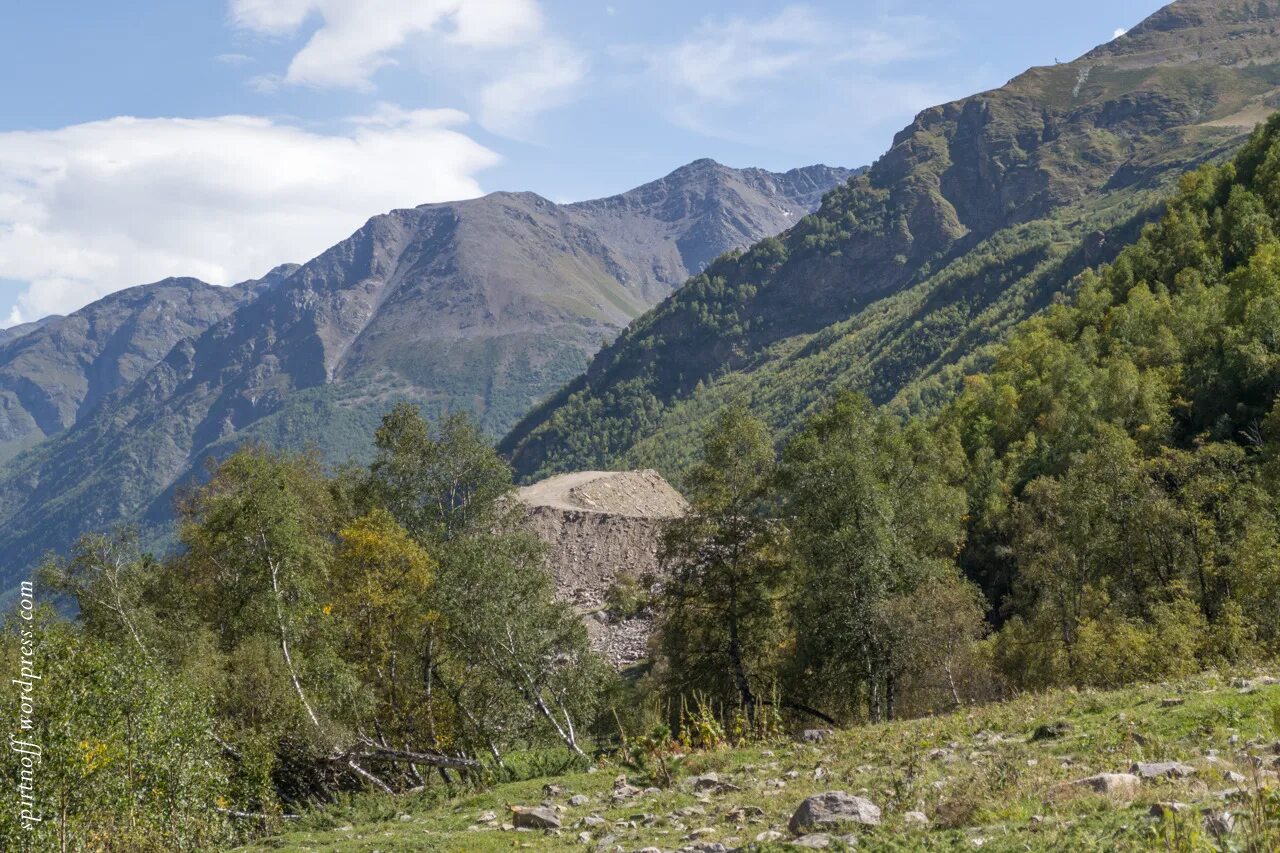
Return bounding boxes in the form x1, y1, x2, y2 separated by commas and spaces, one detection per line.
1064, 773, 1142, 799
794, 834, 832, 848
511, 805, 561, 830
690, 772, 741, 794
803, 729, 834, 743
789, 791, 882, 834
1131, 761, 1196, 780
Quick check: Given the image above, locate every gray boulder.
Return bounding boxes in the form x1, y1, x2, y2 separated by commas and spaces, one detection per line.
789, 791, 882, 834
1131, 761, 1196, 780
511, 806, 561, 830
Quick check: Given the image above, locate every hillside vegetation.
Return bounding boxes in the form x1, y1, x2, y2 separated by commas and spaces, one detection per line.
502, 0, 1280, 482
240, 672, 1280, 851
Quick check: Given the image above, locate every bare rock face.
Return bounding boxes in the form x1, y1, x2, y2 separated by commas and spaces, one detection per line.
516, 470, 688, 667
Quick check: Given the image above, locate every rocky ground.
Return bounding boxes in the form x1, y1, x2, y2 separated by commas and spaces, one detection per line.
241, 670, 1280, 851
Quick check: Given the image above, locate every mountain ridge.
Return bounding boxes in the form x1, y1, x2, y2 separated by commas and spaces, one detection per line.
500, 0, 1280, 482
0, 159, 851, 587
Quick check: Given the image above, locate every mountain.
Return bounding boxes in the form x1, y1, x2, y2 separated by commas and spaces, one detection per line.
501, 0, 1280, 481
0, 267, 295, 466
0, 160, 851, 587
0, 316, 60, 347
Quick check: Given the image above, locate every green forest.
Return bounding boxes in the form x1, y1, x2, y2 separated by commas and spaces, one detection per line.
10, 90, 1280, 853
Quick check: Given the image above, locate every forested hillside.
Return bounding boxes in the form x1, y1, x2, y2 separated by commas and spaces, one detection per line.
502, 0, 1280, 482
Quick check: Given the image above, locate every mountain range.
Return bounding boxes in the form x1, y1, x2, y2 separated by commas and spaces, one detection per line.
501, 0, 1280, 480
0, 160, 850, 587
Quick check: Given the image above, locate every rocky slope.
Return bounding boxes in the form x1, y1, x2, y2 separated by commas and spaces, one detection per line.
241, 670, 1280, 851
502, 0, 1280, 482
516, 470, 687, 667
0, 161, 848, 589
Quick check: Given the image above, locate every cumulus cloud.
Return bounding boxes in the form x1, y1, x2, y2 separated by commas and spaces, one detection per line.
1113, 27, 1129, 39
0, 108, 499, 324
228, 0, 583, 136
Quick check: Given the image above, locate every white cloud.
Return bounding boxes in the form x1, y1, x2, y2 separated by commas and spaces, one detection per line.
478, 40, 588, 137
624, 5, 953, 156
227, 0, 582, 136
654, 6, 939, 104
1113, 27, 1128, 39
0, 108, 499, 324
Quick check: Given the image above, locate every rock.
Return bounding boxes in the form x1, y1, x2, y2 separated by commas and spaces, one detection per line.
725, 805, 766, 822
794, 834, 832, 848
755, 830, 785, 842
396, 813, 412, 821
1203, 809, 1235, 836
543, 783, 565, 797
569, 794, 590, 807
611, 774, 642, 801
1224, 770, 1246, 784
1063, 773, 1142, 799
1148, 802, 1190, 817
1031, 722, 1070, 741
478, 810, 497, 823
578, 831, 592, 844
789, 791, 882, 834
582, 815, 605, 826
1160, 697, 1186, 708
690, 772, 741, 794
1130, 761, 1196, 780
927, 747, 957, 762
804, 729, 834, 743
903, 811, 929, 827
512, 806, 561, 831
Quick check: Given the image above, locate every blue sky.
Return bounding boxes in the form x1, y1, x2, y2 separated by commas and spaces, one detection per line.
0, 0, 1167, 324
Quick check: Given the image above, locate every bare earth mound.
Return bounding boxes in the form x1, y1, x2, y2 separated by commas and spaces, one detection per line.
516, 470, 688, 667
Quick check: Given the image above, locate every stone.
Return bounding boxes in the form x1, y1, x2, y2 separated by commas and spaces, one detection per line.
543, 783, 564, 797
927, 748, 957, 762
903, 811, 929, 827
755, 830, 785, 842
1203, 809, 1235, 837
1030, 722, 1071, 741
690, 772, 741, 794
512, 806, 561, 831
804, 729, 834, 743
569, 794, 590, 807
478, 810, 497, 823
794, 834, 832, 848
1223, 770, 1246, 784
582, 815, 605, 826
725, 806, 766, 822
789, 791, 882, 834
1148, 802, 1190, 817
397, 813, 412, 821
578, 831, 592, 843
1130, 761, 1196, 780
1063, 773, 1142, 799
1160, 697, 1186, 708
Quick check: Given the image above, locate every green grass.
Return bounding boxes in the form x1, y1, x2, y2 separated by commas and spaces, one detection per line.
238, 670, 1280, 851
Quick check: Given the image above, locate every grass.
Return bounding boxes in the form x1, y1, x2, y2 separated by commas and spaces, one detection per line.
238, 671, 1280, 851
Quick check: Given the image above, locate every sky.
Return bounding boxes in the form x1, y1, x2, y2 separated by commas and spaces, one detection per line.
0, 0, 1169, 326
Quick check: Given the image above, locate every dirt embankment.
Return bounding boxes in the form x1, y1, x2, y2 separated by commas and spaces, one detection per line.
515, 470, 688, 667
